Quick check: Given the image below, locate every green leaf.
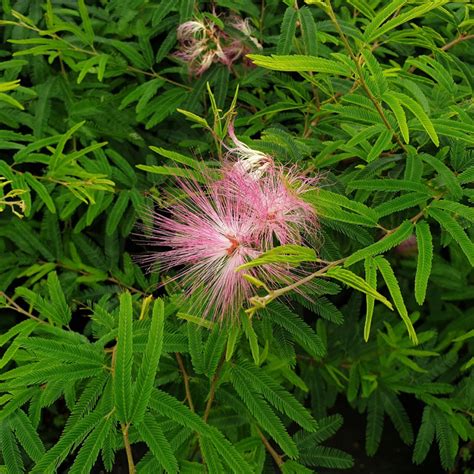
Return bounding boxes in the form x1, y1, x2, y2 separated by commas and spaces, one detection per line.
429, 208, 474, 266
367, 130, 392, 162
325, 267, 393, 310
382, 392, 413, 445
11, 410, 45, 462
299, 446, 354, 469
430, 200, 474, 223
77, 0, 94, 43
136, 165, 206, 184
299, 7, 318, 56
413, 406, 435, 464
32, 410, 104, 473
365, 1, 448, 42
47, 271, 71, 326
149, 390, 253, 473
229, 366, 299, 459
237, 244, 317, 271
382, 92, 409, 143
347, 179, 430, 194
389, 92, 439, 146
345, 221, 414, 267
264, 302, 326, 359
199, 436, 224, 474
366, 392, 384, 456
23, 173, 56, 213
203, 325, 226, 377
114, 292, 133, 424
277, 8, 297, 55
225, 324, 240, 361
374, 257, 418, 344
414, 221, 433, 305
106, 191, 130, 236
68, 416, 113, 474
247, 55, 352, 76
137, 417, 178, 474
241, 314, 260, 365
362, 0, 407, 42
130, 298, 165, 424
374, 193, 427, 218
0, 422, 24, 474
0, 92, 24, 110
420, 153, 463, 200
364, 257, 377, 342
234, 361, 318, 431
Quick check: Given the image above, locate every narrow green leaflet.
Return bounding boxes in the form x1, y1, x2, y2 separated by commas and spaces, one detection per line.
429, 208, 474, 266
237, 244, 317, 271
420, 153, 463, 199
247, 55, 352, 76
365, 1, 448, 42
130, 298, 165, 424
374, 257, 418, 344
68, 415, 113, 474
277, 7, 297, 55
114, 292, 133, 424
364, 258, 377, 342
382, 92, 409, 143
414, 221, 433, 305
137, 417, 178, 474
229, 365, 299, 459
326, 267, 393, 310
344, 221, 414, 267
389, 92, 439, 146
241, 313, 260, 365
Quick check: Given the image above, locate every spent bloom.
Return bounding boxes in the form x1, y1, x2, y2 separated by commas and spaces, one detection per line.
174, 13, 261, 75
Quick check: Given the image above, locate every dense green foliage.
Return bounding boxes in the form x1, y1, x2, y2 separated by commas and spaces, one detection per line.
0, 0, 473, 472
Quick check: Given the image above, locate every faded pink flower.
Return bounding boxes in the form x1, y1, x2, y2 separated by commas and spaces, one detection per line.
174, 13, 261, 76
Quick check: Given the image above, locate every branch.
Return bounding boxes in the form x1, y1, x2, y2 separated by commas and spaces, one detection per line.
256, 427, 284, 469
175, 352, 195, 412
203, 355, 225, 422
322, 1, 407, 152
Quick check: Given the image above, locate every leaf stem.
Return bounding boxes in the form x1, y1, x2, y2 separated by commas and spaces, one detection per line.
203, 355, 225, 422
121, 423, 136, 474
323, 0, 407, 152
256, 427, 284, 469
175, 352, 195, 412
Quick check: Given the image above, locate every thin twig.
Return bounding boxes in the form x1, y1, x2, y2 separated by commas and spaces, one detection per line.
176, 352, 195, 412
203, 355, 225, 422
0, 291, 46, 324
121, 424, 136, 474
256, 427, 284, 469
323, 1, 407, 152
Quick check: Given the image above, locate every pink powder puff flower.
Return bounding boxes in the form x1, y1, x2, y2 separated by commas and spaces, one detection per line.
140, 176, 283, 321
223, 123, 318, 246
221, 163, 318, 248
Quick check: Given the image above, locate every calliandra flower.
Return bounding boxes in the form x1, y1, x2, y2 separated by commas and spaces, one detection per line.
140, 176, 269, 320
223, 124, 318, 247
174, 13, 261, 75
225, 121, 273, 178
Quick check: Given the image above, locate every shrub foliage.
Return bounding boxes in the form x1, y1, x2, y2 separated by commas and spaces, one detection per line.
0, 0, 472, 472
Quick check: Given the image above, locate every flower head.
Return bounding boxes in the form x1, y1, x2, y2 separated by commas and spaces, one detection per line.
174, 13, 261, 75
223, 125, 318, 247
141, 176, 262, 320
